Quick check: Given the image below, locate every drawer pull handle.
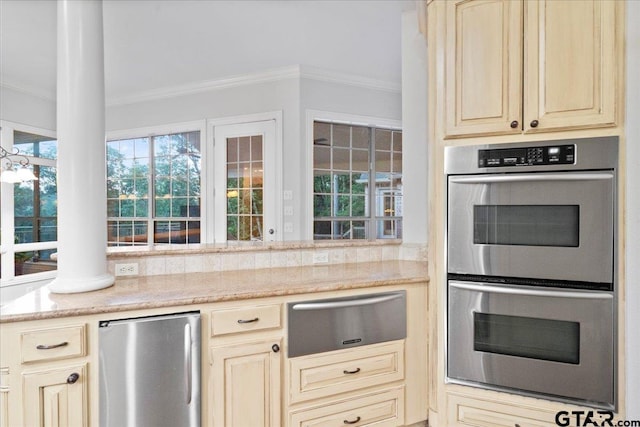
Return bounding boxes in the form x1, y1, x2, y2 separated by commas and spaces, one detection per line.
36, 342, 69, 350
66, 373, 80, 384
237, 317, 259, 324
344, 416, 361, 424
343, 368, 361, 375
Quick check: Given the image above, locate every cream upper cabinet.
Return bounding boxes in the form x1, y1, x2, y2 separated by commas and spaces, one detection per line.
444, 0, 618, 138
445, 0, 523, 137
524, 0, 617, 133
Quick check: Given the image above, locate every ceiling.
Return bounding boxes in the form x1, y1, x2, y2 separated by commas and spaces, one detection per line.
0, 0, 414, 103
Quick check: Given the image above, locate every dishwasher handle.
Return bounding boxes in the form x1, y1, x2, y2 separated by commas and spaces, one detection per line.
291, 293, 403, 311
184, 323, 192, 405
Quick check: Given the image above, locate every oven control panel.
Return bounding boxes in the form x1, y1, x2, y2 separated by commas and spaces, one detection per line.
478, 144, 575, 168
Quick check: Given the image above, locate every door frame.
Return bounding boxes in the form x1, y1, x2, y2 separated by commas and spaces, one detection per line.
207, 112, 283, 243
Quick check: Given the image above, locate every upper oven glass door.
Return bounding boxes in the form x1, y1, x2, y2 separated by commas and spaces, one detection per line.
448, 171, 614, 284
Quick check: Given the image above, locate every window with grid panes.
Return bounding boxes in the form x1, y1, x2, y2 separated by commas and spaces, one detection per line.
106, 131, 201, 246
313, 121, 402, 240
0, 128, 59, 282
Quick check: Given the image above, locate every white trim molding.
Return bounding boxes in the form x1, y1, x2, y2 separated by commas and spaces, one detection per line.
108, 65, 400, 107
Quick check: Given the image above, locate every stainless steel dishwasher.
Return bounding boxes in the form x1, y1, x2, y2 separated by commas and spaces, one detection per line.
287, 291, 406, 357
98, 311, 201, 427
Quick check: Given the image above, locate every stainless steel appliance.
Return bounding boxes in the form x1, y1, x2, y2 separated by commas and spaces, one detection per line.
445, 137, 617, 410
287, 291, 406, 357
99, 311, 201, 427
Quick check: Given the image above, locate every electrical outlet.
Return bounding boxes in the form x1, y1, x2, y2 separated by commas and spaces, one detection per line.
312, 251, 329, 264
115, 263, 139, 276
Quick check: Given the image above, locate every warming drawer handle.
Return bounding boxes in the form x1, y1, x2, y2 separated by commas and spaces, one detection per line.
184, 323, 192, 405
343, 416, 361, 425
449, 281, 614, 300
292, 293, 402, 311
37, 342, 69, 350
449, 172, 613, 184
237, 317, 259, 324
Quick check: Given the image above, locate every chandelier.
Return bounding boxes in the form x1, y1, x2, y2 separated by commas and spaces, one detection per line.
0, 146, 39, 183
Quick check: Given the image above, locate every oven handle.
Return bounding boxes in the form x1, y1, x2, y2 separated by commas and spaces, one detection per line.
448, 172, 613, 184
449, 281, 613, 300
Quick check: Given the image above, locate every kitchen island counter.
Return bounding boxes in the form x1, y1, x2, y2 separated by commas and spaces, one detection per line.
0, 260, 427, 323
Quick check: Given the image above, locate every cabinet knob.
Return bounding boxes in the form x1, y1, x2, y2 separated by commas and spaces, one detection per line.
66, 372, 80, 384
268, 228, 275, 235
272, 344, 280, 353
510, 120, 519, 129
530, 120, 539, 128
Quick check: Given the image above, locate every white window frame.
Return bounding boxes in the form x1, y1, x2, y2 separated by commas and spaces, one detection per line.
0, 120, 58, 287
207, 111, 283, 243
305, 110, 402, 241
106, 120, 208, 245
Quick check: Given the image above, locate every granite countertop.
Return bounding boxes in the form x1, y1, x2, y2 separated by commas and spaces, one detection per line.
0, 261, 428, 323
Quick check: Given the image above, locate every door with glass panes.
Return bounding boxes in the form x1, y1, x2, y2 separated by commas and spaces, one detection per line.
214, 121, 277, 242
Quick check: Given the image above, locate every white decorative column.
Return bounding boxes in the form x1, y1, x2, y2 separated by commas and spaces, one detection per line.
49, 0, 114, 293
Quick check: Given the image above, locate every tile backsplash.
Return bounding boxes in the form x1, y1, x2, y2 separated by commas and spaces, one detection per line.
107, 241, 426, 278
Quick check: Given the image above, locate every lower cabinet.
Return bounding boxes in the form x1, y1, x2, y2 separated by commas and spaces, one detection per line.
22, 363, 88, 427
287, 341, 406, 427
447, 392, 574, 427
289, 387, 405, 427
210, 339, 282, 427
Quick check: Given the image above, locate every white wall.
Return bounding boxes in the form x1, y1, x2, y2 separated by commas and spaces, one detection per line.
108, 75, 402, 241
625, 0, 640, 416
400, 10, 429, 246
0, 86, 55, 130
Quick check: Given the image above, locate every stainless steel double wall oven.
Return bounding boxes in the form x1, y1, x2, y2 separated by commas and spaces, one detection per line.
445, 137, 618, 410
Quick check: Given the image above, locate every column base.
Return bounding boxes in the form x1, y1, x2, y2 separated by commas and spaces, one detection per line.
48, 273, 115, 294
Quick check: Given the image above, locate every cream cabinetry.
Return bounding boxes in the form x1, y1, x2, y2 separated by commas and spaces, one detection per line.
210, 339, 282, 427
287, 342, 406, 427
0, 321, 89, 427
209, 303, 283, 427
23, 363, 88, 427
1, 281, 427, 427
443, 0, 619, 138
289, 387, 405, 427
289, 341, 404, 404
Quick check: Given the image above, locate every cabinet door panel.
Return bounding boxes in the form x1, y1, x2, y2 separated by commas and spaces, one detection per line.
23, 364, 87, 427
525, 0, 617, 131
211, 340, 281, 427
445, 0, 523, 138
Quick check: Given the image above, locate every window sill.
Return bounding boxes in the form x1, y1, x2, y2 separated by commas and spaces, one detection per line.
106, 239, 402, 258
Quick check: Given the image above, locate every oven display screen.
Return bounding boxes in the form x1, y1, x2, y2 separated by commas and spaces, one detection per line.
473, 205, 580, 247
474, 312, 580, 364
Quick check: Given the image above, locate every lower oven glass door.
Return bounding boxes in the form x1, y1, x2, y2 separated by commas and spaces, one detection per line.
447, 280, 614, 409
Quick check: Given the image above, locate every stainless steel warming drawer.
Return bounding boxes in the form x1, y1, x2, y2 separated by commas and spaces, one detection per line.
287, 291, 406, 358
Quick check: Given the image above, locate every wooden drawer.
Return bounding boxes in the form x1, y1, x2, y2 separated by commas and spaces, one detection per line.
447, 393, 564, 427
21, 325, 86, 364
210, 304, 281, 336
289, 341, 404, 403
289, 387, 404, 427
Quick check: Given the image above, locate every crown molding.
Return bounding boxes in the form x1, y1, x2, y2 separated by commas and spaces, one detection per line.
3, 65, 401, 108
107, 65, 400, 107
106, 65, 303, 107
299, 65, 401, 93
0, 80, 56, 103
